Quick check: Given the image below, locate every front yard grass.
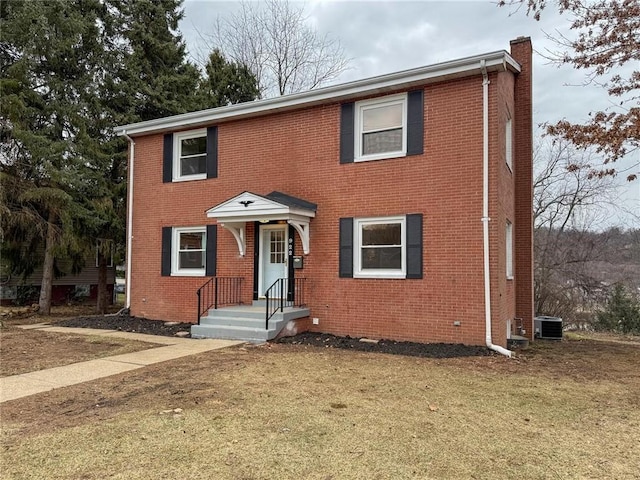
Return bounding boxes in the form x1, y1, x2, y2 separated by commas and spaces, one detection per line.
0, 327, 159, 377
1, 336, 639, 479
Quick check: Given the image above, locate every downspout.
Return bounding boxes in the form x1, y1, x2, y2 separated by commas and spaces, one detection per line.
480, 60, 512, 358
123, 131, 135, 310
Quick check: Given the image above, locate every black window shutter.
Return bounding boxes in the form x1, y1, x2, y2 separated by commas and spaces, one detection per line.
339, 217, 354, 278
340, 103, 355, 164
206, 126, 218, 179
406, 90, 424, 156
163, 134, 173, 183
161, 227, 172, 276
206, 224, 217, 276
406, 214, 423, 279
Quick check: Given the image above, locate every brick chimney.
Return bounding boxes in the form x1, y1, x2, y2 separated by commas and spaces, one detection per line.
510, 37, 535, 340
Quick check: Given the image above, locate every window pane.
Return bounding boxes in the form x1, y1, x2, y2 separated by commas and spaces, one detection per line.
361, 247, 402, 269
181, 136, 206, 157
363, 129, 402, 155
363, 103, 403, 131
180, 232, 204, 250
179, 251, 204, 269
270, 230, 285, 263
362, 223, 402, 246
181, 155, 206, 176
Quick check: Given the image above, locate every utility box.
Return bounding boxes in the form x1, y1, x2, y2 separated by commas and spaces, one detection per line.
534, 316, 563, 340
292, 256, 303, 269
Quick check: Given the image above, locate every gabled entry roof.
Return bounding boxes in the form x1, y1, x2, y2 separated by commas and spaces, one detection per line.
206, 191, 316, 221
206, 191, 316, 256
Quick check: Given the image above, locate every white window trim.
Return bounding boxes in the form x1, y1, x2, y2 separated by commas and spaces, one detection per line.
506, 220, 514, 280
505, 116, 513, 172
354, 216, 406, 279
173, 129, 207, 182
354, 94, 407, 162
172, 226, 206, 276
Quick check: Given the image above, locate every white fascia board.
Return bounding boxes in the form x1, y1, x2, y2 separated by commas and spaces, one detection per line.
115, 51, 520, 137
210, 213, 311, 223
208, 207, 290, 219
207, 208, 315, 220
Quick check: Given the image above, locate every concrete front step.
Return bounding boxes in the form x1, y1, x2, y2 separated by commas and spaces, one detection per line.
191, 324, 279, 342
192, 304, 310, 342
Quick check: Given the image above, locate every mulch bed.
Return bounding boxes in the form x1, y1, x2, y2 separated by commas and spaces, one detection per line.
55, 315, 493, 358
56, 314, 192, 337
276, 332, 494, 358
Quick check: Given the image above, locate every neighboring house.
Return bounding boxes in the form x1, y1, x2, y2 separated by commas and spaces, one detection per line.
0, 253, 116, 306
115, 38, 533, 353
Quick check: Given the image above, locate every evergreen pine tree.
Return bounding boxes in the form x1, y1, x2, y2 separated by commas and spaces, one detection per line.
1, 0, 107, 313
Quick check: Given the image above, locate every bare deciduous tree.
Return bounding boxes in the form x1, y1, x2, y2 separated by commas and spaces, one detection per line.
533, 136, 622, 323
500, 0, 639, 180
205, 0, 349, 97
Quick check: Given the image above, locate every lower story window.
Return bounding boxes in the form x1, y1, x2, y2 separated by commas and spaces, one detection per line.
355, 216, 406, 278
173, 227, 206, 276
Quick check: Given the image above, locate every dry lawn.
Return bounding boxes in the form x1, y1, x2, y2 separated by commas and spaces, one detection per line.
0, 327, 159, 377
1, 336, 639, 479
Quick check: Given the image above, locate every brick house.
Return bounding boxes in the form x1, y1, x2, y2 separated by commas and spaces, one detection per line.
115, 38, 533, 355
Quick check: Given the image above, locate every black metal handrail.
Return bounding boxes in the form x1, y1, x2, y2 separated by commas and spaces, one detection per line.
196, 276, 243, 323
265, 277, 306, 330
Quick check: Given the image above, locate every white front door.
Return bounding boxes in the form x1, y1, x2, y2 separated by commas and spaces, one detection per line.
259, 225, 288, 297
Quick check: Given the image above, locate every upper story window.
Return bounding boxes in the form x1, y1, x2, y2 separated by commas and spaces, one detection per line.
174, 129, 207, 181
505, 117, 513, 171
172, 227, 206, 276
354, 94, 407, 162
340, 91, 423, 165
163, 127, 217, 183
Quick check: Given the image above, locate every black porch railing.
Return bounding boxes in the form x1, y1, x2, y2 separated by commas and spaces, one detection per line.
265, 277, 306, 330
196, 276, 243, 323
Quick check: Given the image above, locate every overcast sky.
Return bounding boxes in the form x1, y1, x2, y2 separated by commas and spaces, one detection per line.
180, 0, 638, 227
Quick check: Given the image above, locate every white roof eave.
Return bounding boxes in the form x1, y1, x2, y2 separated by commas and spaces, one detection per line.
116, 50, 520, 137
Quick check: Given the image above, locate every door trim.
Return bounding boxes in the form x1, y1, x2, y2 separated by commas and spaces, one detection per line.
258, 224, 288, 298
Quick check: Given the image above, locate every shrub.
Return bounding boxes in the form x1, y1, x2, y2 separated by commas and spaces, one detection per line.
595, 284, 640, 335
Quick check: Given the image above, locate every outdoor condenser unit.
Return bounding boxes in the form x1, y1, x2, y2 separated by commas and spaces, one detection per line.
534, 316, 563, 340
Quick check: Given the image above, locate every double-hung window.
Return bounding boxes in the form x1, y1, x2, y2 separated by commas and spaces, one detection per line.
505, 117, 513, 171
173, 129, 207, 181
172, 227, 206, 276
506, 220, 513, 279
355, 216, 406, 278
163, 127, 218, 183
354, 94, 407, 162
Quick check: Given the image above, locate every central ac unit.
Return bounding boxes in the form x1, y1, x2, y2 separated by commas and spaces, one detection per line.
534, 316, 563, 340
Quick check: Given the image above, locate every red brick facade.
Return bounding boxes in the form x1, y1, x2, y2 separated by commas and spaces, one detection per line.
124, 40, 533, 347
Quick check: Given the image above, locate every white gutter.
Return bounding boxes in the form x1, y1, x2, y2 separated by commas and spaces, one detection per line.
480, 60, 513, 358
114, 51, 521, 137
123, 131, 135, 310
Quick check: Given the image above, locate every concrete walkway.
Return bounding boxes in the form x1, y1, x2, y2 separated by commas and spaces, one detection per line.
1, 324, 243, 403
